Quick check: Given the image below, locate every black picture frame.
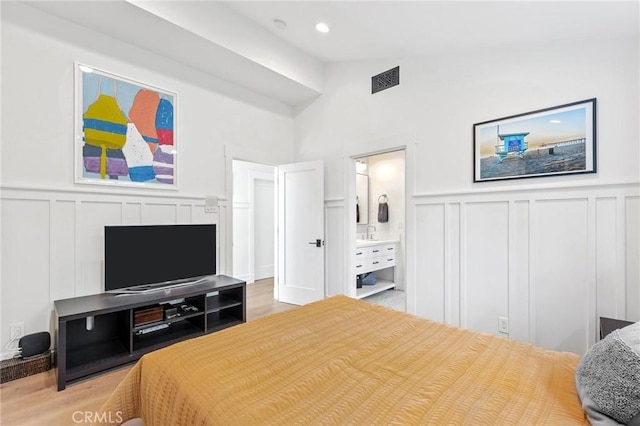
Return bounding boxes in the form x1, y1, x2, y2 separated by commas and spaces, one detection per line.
473, 98, 596, 182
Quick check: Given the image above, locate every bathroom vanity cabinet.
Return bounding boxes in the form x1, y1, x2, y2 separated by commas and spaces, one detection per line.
354, 239, 398, 299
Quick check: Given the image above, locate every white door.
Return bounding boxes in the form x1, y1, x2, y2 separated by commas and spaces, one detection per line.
277, 160, 325, 305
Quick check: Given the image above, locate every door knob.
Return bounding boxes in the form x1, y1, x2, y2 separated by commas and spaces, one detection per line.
308, 239, 322, 247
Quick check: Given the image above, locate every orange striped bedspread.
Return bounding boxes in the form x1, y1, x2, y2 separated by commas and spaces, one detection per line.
97, 295, 588, 425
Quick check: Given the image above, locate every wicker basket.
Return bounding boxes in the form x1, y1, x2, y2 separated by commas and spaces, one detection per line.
0, 351, 52, 383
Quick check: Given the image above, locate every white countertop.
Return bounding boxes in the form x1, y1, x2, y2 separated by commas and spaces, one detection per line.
355, 238, 400, 248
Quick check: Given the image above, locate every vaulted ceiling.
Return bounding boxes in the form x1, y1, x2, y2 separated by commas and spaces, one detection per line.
23, 1, 639, 109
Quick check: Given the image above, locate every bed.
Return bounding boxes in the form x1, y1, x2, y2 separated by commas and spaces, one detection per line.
96, 295, 590, 425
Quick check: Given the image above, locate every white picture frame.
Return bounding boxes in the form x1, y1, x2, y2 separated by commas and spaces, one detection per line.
74, 63, 178, 189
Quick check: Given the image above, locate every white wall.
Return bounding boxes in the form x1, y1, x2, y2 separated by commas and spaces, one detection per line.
0, 4, 294, 357
232, 160, 275, 283
1, 2, 638, 359
295, 37, 640, 194
295, 36, 640, 354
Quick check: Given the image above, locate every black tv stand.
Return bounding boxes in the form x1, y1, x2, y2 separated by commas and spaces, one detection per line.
54, 275, 245, 391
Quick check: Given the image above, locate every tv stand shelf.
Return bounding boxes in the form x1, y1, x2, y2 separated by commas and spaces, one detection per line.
54, 275, 246, 391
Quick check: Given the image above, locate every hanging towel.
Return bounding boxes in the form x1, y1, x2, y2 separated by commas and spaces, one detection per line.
378, 201, 389, 223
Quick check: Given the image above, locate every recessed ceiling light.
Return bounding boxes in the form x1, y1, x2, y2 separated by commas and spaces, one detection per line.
315, 22, 330, 33
273, 19, 287, 30
549, 119, 561, 123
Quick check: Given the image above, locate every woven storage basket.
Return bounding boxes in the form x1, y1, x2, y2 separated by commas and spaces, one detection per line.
0, 352, 52, 383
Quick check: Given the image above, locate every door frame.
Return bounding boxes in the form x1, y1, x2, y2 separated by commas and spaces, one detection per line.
225, 145, 279, 295
225, 146, 325, 303
343, 133, 417, 313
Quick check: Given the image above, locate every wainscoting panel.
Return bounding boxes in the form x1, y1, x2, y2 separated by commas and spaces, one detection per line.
462, 202, 509, 335
596, 198, 619, 321
122, 202, 142, 224
143, 203, 180, 224
415, 204, 445, 321
510, 200, 531, 343
1, 199, 51, 354
78, 201, 124, 296
0, 186, 220, 359
446, 203, 461, 327
232, 203, 252, 283
325, 200, 344, 297
177, 204, 193, 223
50, 200, 76, 303
217, 202, 229, 276
411, 182, 639, 355
626, 196, 640, 321
533, 198, 589, 355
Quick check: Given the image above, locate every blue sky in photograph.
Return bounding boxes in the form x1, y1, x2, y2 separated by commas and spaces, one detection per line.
477, 107, 587, 157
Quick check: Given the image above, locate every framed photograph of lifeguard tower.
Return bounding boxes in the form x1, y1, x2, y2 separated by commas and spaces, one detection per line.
473, 98, 596, 182
74, 63, 178, 189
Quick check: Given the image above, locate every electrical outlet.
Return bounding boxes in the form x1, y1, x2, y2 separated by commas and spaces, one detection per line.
10, 322, 24, 340
498, 317, 509, 334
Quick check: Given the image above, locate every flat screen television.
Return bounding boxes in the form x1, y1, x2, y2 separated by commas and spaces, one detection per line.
104, 224, 216, 293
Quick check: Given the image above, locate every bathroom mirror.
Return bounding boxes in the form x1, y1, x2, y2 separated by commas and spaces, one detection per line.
356, 173, 369, 224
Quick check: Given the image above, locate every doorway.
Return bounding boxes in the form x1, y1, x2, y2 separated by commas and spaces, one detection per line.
231, 159, 276, 285
347, 147, 407, 312
229, 157, 325, 305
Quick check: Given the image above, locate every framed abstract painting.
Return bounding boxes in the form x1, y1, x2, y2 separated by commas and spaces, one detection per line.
75, 63, 177, 189
473, 99, 596, 182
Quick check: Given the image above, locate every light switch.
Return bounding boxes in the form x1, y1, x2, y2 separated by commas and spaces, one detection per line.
205, 196, 218, 213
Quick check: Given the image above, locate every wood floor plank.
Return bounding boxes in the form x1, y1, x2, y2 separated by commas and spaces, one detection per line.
0, 278, 296, 426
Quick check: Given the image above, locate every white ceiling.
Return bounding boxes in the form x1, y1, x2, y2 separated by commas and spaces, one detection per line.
20, 1, 640, 109
223, 1, 640, 63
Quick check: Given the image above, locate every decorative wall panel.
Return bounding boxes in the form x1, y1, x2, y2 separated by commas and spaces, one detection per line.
325, 201, 344, 297
415, 204, 445, 321
463, 202, 509, 335
533, 198, 589, 355
626, 196, 640, 321
0, 186, 220, 358
412, 182, 639, 355
1, 199, 51, 352
232, 203, 252, 283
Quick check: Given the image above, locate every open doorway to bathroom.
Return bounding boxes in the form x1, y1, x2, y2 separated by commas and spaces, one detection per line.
353, 149, 406, 312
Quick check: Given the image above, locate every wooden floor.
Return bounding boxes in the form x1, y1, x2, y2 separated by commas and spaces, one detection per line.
0, 278, 295, 426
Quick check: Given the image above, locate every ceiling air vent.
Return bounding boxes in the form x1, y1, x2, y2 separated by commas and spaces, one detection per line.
372, 66, 399, 94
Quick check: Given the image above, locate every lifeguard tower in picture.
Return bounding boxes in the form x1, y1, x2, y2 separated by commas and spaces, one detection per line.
495, 131, 529, 162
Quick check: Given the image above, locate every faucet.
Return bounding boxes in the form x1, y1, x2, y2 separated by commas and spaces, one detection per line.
366, 225, 376, 240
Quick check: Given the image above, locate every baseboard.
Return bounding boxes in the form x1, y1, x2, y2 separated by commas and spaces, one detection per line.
255, 265, 274, 281
235, 273, 254, 284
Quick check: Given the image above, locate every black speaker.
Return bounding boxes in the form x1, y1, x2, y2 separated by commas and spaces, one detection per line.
19, 332, 50, 359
